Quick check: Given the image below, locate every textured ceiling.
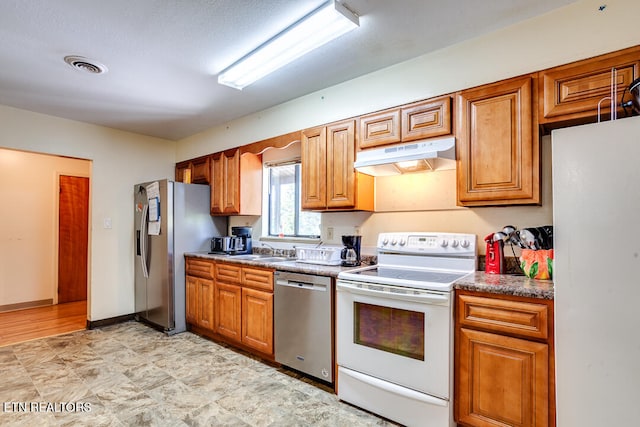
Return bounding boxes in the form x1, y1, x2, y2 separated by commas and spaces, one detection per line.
0, 0, 576, 140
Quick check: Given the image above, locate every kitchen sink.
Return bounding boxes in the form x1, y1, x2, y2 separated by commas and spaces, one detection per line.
229, 254, 291, 262
256, 256, 290, 262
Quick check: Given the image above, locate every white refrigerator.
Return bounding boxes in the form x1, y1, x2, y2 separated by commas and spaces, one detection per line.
552, 116, 640, 426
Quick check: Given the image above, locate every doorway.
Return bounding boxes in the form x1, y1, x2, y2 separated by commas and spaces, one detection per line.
58, 175, 89, 303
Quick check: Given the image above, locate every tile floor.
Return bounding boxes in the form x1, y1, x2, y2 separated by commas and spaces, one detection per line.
0, 321, 398, 426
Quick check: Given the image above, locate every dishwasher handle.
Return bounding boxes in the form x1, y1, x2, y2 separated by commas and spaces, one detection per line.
276, 279, 327, 291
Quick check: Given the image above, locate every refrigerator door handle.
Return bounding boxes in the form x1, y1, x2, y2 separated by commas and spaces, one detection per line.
140, 203, 149, 278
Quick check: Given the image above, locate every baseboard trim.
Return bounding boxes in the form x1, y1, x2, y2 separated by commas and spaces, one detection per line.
86, 314, 135, 329
0, 299, 53, 313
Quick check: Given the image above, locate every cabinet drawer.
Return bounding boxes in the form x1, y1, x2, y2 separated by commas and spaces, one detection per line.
242, 267, 273, 292
185, 258, 214, 279
358, 108, 401, 149
457, 294, 549, 340
539, 47, 640, 123
215, 263, 242, 284
401, 96, 452, 141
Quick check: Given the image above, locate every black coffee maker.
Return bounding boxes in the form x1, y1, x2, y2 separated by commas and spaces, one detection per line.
231, 226, 252, 255
341, 235, 361, 267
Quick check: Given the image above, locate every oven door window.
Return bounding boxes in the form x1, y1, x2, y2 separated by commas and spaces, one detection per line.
353, 302, 424, 361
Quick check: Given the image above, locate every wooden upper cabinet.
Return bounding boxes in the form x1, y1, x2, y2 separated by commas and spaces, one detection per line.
175, 155, 210, 184
456, 75, 540, 206
175, 160, 191, 183
358, 108, 401, 149
302, 120, 374, 211
326, 120, 356, 208
357, 95, 452, 150
301, 126, 327, 210
210, 148, 261, 216
191, 156, 210, 183
401, 96, 452, 142
539, 46, 640, 127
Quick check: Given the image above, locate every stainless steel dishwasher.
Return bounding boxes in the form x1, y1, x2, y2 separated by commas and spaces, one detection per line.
274, 270, 333, 383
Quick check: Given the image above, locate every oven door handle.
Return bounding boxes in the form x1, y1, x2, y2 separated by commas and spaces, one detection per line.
336, 280, 450, 305
338, 366, 448, 406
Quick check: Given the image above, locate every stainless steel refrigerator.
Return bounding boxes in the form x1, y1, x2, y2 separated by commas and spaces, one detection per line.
134, 179, 225, 334
552, 115, 640, 426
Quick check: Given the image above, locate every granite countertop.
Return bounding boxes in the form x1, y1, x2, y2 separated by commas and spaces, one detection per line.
185, 251, 357, 277
185, 252, 554, 299
455, 271, 554, 300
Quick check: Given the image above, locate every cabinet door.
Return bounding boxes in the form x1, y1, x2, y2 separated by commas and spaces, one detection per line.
358, 108, 401, 149
191, 156, 210, 184
456, 75, 540, 206
214, 282, 242, 342
222, 149, 240, 214
326, 120, 356, 209
241, 287, 273, 355
185, 275, 198, 325
175, 161, 191, 184
401, 96, 452, 142
197, 278, 214, 330
210, 149, 241, 214
301, 126, 327, 209
457, 328, 549, 427
539, 46, 640, 124
210, 152, 224, 214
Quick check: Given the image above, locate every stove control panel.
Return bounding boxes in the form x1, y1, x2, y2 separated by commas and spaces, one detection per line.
377, 232, 476, 256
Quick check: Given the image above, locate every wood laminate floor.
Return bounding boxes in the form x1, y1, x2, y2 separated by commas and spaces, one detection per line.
0, 301, 86, 348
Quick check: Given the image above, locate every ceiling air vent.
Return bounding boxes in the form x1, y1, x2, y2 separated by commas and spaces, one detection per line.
63, 55, 108, 74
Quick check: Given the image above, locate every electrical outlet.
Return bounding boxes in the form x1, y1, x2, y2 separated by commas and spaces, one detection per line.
327, 227, 334, 240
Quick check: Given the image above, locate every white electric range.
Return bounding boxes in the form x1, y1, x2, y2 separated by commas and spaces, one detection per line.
336, 232, 476, 427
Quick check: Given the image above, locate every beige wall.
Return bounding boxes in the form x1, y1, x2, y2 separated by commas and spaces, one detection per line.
0, 105, 175, 320
0, 0, 638, 320
0, 149, 91, 306
178, 0, 638, 255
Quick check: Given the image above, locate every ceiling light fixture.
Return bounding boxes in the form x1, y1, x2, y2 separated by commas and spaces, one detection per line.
218, 0, 359, 90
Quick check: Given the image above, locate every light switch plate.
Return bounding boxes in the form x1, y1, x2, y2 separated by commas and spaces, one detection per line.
104, 218, 112, 229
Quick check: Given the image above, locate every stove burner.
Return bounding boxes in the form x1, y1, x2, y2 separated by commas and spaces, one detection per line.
351, 266, 468, 285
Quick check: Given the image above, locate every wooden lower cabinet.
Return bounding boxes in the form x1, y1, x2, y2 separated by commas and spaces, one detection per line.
186, 275, 198, 325
455, 291, 555, 427
241, 287, 273, 354
457, 328, 549, 427
185, 276, 214, 330
185, 257, 274, 359
214, 282, 241, 341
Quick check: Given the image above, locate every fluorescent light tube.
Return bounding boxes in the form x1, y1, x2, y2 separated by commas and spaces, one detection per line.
218, 0, 359, 90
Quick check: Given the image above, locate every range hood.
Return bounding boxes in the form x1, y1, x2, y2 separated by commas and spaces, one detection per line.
354, 136, 456, 176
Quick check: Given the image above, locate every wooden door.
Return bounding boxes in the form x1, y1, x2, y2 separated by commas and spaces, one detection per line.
197, 278, 214, 330
58, 175, 89, 303
457, 328, 549, 427
185, 275, 198, 325
222, 149, 240, 214
301, 126, 327, 209
456, 75, 540, 206
210, 153, 223, 214
215, 282, 242, 342
326, 120, 356, 209
241, 287, 273, 355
